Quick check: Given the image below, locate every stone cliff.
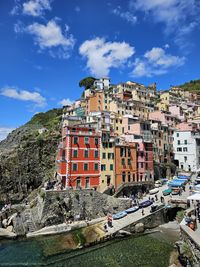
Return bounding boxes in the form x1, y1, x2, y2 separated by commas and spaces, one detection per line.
0, 108, 62, 202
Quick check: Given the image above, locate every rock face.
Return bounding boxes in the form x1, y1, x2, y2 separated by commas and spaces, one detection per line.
37, 190, 131, 228
0, 109, 62, 202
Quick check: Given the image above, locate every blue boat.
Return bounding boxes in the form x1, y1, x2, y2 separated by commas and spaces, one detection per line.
112, 211, 127, 220
139, 200, 153, 208
125, 206, 139, 214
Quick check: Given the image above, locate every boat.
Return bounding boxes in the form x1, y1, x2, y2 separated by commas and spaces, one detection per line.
149, 188, 159, 195
112, 211, 127, 220
125, 206, 139, 214
139, 200, 153, 208
162, 188, 172, 196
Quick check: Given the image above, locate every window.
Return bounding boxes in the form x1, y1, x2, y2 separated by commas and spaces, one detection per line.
141, 162, 143, 168
177, 147, 182, 152
184, 140, 187, 145
94, 163, 99, 171
101, 164, 106, 171
73, 163, 77, 171
94, 150, 98, 158
84, 137, 89, 145
84, 163, 88, 171
184, 156, 187, 162
120, 147, 126, 157
110, 164, 113, 171
128, 126, 130, 131
128, 158, 131, 165
95, 138, 99, 146
85, 177, 90, 189
74, 136, 78, 144
183, 147, 187, 152
128, 173, 131, 182
73, 150, 78, 158
177, 140, 180, 145
76, 178, 81, 188
128, 148, 131, 157
121, 158, 125, 165
122, 172, 126, 182
109, 142, 113, 148
61, 150, 65, 161
84, 150, 89, 158
102, 152, 106, 159
177, 133, 179, 137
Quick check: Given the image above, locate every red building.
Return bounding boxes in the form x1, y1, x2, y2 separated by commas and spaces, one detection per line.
57, 126, 101, 189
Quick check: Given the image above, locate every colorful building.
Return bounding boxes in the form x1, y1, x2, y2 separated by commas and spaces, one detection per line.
57, 126, 101, 189
115, 142, 137, 188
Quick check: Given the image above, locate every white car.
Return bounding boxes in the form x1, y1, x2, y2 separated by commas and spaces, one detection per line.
154, 181, 162, 188
149, 188, 159, 195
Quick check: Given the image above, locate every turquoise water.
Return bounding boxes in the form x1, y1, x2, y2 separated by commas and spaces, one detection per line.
0, 232, 174, 267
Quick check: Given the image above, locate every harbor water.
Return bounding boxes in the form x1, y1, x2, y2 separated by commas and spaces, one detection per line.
0, 229, 178, 267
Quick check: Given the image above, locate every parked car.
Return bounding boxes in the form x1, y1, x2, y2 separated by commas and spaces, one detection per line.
112, 211, 127, 220
154, 180, 162, 188
171, 188, 180, 195
162, 188, 172, 196
149, 188, 159, 195
125, 206, 139, 214
139, 200, 153, 208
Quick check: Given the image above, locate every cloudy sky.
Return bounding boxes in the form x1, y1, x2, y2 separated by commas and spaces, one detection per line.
0, 0, 200, 140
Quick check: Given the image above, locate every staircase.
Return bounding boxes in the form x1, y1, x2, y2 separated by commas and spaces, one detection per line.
23, 208, 37, 233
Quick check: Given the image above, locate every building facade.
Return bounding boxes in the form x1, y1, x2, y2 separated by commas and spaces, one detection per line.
57, 126, 101, 189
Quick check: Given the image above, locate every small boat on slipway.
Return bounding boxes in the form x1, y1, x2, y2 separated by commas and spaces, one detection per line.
112, 211, 127, 220
125, 206, 139, 214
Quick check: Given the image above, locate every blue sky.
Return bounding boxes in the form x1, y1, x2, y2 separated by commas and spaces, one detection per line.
0, 0, 200, 140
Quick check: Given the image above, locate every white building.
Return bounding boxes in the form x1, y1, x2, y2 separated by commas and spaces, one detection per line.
173, 130, 200, 172
94, 77, 110, 90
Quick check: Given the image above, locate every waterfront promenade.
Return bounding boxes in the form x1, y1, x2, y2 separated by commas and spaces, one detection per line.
105, 174, 195, 236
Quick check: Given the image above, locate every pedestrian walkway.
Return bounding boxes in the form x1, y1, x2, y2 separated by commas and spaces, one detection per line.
105, 173, 195, 236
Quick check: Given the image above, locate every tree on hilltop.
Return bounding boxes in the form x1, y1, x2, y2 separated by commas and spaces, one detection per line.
79, 77, 96, 90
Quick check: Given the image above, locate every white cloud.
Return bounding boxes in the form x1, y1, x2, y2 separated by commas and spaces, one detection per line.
112, 6, 137, 25
10, 0, 21, 15
79, 37, 135, 77
26, 19, 75, 59
0, 127, 15, 141
129, 0, 200, 48
131, 47, 185, 77
14, 21, 25, 33
58, 98, 73, 106
0, 87, 46, 107
22, 0, 52, 16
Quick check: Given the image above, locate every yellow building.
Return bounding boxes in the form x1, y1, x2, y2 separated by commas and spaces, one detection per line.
100, 140, 115, 192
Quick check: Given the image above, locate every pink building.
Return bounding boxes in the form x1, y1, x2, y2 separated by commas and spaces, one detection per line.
176, 122, 198, 131
169, 105, 185, 121
121, 134, 154, 182
149, 110, 178, 127
136, 140, 154, 182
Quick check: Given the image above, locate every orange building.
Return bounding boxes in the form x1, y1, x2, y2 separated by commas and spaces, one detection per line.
115, 143, 137, 188
57, 126, 101, 189
86, 91, 104, 113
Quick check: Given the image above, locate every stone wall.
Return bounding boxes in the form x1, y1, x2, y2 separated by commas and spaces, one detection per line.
37, 189, 131, 227
180, 222, 200, 265
123, 206, 167, 233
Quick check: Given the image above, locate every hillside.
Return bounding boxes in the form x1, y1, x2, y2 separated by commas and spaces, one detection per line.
0, 108, 63, 202
179, 79, 200, 92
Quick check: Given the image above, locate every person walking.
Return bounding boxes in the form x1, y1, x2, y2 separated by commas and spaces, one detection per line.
142, 208, 145, 216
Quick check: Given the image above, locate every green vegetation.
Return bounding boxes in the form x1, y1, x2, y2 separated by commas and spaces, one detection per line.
27, 108, 63, 130
179, 79, 200, 92
176, 210, 185, 223
79, 77, 96, 90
